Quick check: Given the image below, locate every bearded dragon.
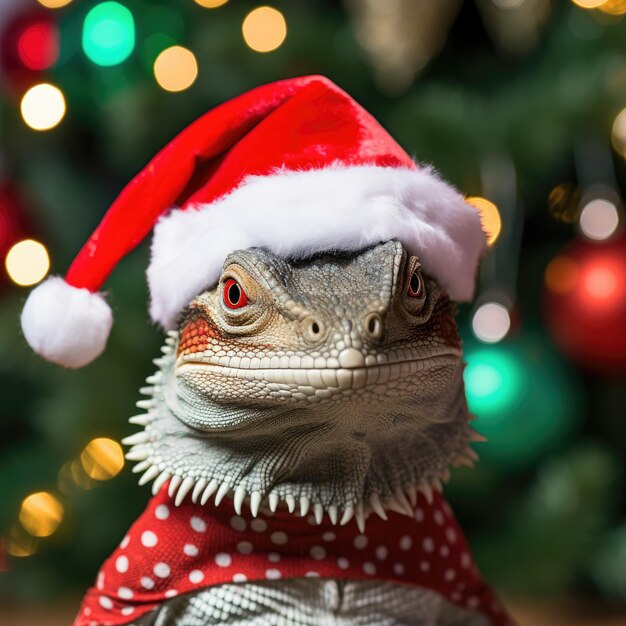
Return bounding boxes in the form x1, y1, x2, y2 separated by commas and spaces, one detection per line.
73, 240, 511, 626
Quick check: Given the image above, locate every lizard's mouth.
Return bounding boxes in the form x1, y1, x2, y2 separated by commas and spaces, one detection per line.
176, 351, 461, 394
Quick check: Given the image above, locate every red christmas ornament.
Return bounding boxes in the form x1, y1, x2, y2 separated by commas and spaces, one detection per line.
544, 236, 626, 373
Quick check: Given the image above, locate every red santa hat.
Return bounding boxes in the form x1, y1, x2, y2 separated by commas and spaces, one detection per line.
21, 75, 486, 368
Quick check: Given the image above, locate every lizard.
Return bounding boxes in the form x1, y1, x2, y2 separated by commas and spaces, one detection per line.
73, 241, 510, 626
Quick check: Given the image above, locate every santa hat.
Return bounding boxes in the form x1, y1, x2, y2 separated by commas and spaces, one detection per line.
21, 75, 486, 368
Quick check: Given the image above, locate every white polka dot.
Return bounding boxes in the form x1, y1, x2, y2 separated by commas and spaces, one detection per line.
183, 543, 199, 557
99, 596, 113, 610
467, 597, 480, 609
440, 545, 450, 557
446, 528, 457, 544
97, 573, 105, 590
461, 552, 472, 569
337, 557, 349, 570
420, 560, 430, 572
415, 508, 424, 522
84, 608, 92, 616
215, 552, 232, 567
375, 545, 388, 560
422, 537, 435, 553
233, 573, 247, 582
165, 589, 178, 598
363, 562, 376, 575
266, 568, 281, 579
155, 504, 170, 520
322, 531, 336, 542
118, 587, 133, 600
399, 535, 412, 550
237, 540, 254, 555
250, 519, 267, 532
189, 570, 204, 584
353, 535, 368, 549
310, 545, 326, 560
451, 591, 462, 602
270, 531, 288, 545
120, 535, 130, 549
140, 577, 155, 590
444, 568, 456, 582
154, 562, 171, 578
268, 552, 281, 563
121, 607, 135, 616
434, 510, 445, 526
393, 562, 405, 575
307, 514, 316, 525
141, 530, 158, 548
230, 516, 246, 532
190, 516, 207, 532
305, 571, 320, 577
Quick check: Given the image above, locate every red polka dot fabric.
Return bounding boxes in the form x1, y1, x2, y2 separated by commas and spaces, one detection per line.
74, 488, 514, 626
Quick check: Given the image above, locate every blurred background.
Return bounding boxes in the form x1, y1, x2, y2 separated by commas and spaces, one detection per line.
1, 0, 626, 624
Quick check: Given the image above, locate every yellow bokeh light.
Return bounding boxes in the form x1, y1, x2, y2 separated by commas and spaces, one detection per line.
194, 0, 229, 7
37, 0, 73, 8
19, 492, 64, 538
81, 438, 125, 481
154, 46, 198, 92
598, 0, 626, 14
5, 239, 50, 287
612, 108, 626, 157
545, 256, 579, 294
20, 83, 66, 131
466, 197, 502, 246
7, 524, 38, 557
242, 6, 287, 53
570, 0, 606, 7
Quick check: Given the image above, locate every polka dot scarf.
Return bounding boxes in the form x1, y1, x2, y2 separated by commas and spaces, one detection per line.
74, 488, 513, 626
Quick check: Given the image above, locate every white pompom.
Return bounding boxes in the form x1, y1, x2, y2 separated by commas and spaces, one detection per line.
21, 276, 113, 368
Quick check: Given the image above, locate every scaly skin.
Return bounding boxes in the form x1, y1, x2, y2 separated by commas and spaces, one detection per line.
125, 241, 479, 529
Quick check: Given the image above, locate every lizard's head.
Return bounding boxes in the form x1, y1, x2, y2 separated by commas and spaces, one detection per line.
127, 241, 478, 529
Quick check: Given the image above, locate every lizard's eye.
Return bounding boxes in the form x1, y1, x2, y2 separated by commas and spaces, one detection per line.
407, 270, 424, 298
223, 278, 249, 309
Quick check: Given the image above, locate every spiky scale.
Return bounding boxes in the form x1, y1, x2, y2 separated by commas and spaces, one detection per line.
285, 495, 296, 513
125, 448, 149, 462
129, 414, 151, 426
138, 465, 160, 486
192, 478, 208, 503
135, 399, 152, 410
250, 491, 262, 517
314, 503, 324, 525
168, 475, 183, 498
268, 492, 279, 512
152, 471, 171, 496
201, 480, 218, 505
175, 476, 195, 506
214, 482, 230, 506
234, 485, 247, 515
340, 506, 354, 526
132, 460, 151, 474
369, 493, 388, 520
328, 505, 338, 525
122, 431, 149, 446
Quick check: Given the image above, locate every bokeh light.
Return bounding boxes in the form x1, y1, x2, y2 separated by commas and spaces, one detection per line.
153, 46, 198, 92
242, 7, 287, 53
80, 438, 125, 481
472, 302, 511, 343
82, 2, 135, 67
194, 0, 229, 7
19, 492, 64, 537
466, 196, 502, 246
20, 83, 66, 131
598, 0, 626, 14
571, 0, 607, 7
5, 239, 50, 286
579, 199, 620, 240
6, 525, 38, 557
545, 255, 579, 294
612, 108, 626, 157
37, 0, 73, 7
17, 21, 60, 71
584, 265, 620, 301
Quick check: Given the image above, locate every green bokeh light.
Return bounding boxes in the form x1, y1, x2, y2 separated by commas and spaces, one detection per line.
463, 336, 581, 468
82, 2, 135, 67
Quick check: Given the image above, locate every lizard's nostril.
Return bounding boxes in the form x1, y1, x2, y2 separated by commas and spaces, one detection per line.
363, 312, 383, 341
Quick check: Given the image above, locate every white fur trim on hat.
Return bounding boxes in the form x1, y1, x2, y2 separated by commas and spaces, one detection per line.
148, 164, 487, 328
21, 276, 113, 368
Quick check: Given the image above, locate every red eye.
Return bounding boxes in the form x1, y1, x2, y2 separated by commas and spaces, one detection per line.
223, 279, 249, 309
408, 271, 423, 298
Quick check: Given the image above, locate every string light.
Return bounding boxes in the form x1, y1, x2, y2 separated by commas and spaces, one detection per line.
242, 6, 287, 53
545, 256, 579, 294
20, 83, 66, 131
5, 239, 50, 286
612, 108, 626, 158
82, 2, 135, 67
579, 198, 620, 240
80, 438, 125, 481
37, 0, 73, 7
194, 0, 229, 7
19, 492, 64, 538
472, 303, 511, 343
17, 21, 60, 71
153, 46, 198, 92
466, 197, 502, 246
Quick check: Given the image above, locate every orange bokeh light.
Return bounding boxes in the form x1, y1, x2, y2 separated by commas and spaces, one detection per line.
583, 265, 620, 300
